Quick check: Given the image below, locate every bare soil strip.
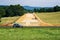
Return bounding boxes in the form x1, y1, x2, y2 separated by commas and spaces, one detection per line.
1, 13, 54, 27
16, 13, 40, 26
15, 13, 53, 26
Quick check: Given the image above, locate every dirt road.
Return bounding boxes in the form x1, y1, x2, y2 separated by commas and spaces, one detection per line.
16, 13, 40, 26
15, 13, 53, 26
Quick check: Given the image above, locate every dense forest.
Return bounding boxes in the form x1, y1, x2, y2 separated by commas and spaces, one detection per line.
0, 4, 28, 22
0, 4, 27, 17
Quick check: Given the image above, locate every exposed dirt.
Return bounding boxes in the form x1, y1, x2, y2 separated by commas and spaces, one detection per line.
15, 13, 54, 26
16, 13, 40, 26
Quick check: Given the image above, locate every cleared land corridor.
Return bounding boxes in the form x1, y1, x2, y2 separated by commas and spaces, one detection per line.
16, 13, 40, 26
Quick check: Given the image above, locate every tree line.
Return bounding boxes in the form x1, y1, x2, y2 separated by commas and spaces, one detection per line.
0, 4, 27, 22
34, 5, 60, 12
0, 5, 60, 22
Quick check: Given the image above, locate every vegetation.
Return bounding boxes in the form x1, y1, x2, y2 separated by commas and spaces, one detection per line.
0, 4, 27, 22
36, 12, 60, 24
34, 5, 60, 12
5, 4, 26, 17
0, 5, 27, 16
0, 16, 19, 24
0, 8, 6, 22
0, 28, 59, 40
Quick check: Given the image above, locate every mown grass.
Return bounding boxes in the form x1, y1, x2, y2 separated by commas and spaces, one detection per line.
0, 16, 20, 24
36, 12, 60, 24
0, 28, 59, 40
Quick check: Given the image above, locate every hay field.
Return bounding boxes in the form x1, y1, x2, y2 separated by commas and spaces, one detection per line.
36, 12, 60, 25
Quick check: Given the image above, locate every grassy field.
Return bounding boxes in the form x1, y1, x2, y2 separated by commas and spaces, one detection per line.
0, 16, 20, 24
0, 28, 59, 40
36, 12, 60, 24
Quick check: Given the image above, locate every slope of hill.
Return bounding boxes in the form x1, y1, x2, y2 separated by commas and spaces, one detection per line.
23, 6, 40, 10
36, 12, 60, 26
23, 6, 52, 10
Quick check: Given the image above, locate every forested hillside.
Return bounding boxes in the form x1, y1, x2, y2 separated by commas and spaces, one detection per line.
0, 4, 27, 22
0, 4, 26, 17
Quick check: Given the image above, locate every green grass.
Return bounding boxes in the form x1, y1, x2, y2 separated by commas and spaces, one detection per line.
0, 13, 59, 40
36, 12, 60, 24
0, 28, 59, 40
0, 16, 20, 24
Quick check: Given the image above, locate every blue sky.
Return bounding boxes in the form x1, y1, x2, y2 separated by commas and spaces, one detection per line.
0, 0, 60, 7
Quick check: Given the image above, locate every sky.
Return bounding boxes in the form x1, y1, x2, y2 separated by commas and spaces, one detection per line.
0, 0, 60, 7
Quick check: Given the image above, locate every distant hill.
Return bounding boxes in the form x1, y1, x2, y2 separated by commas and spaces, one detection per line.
0, 5, 7, 6
0, 5, 9, 8
23, 6, 40, 10
23, 6, 52, 10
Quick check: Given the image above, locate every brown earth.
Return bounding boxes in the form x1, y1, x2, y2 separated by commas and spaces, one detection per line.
16, 13, 40, 26
15, 13, 54, 26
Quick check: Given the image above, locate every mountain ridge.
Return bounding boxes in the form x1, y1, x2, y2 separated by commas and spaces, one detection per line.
23, 6, 52, 10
